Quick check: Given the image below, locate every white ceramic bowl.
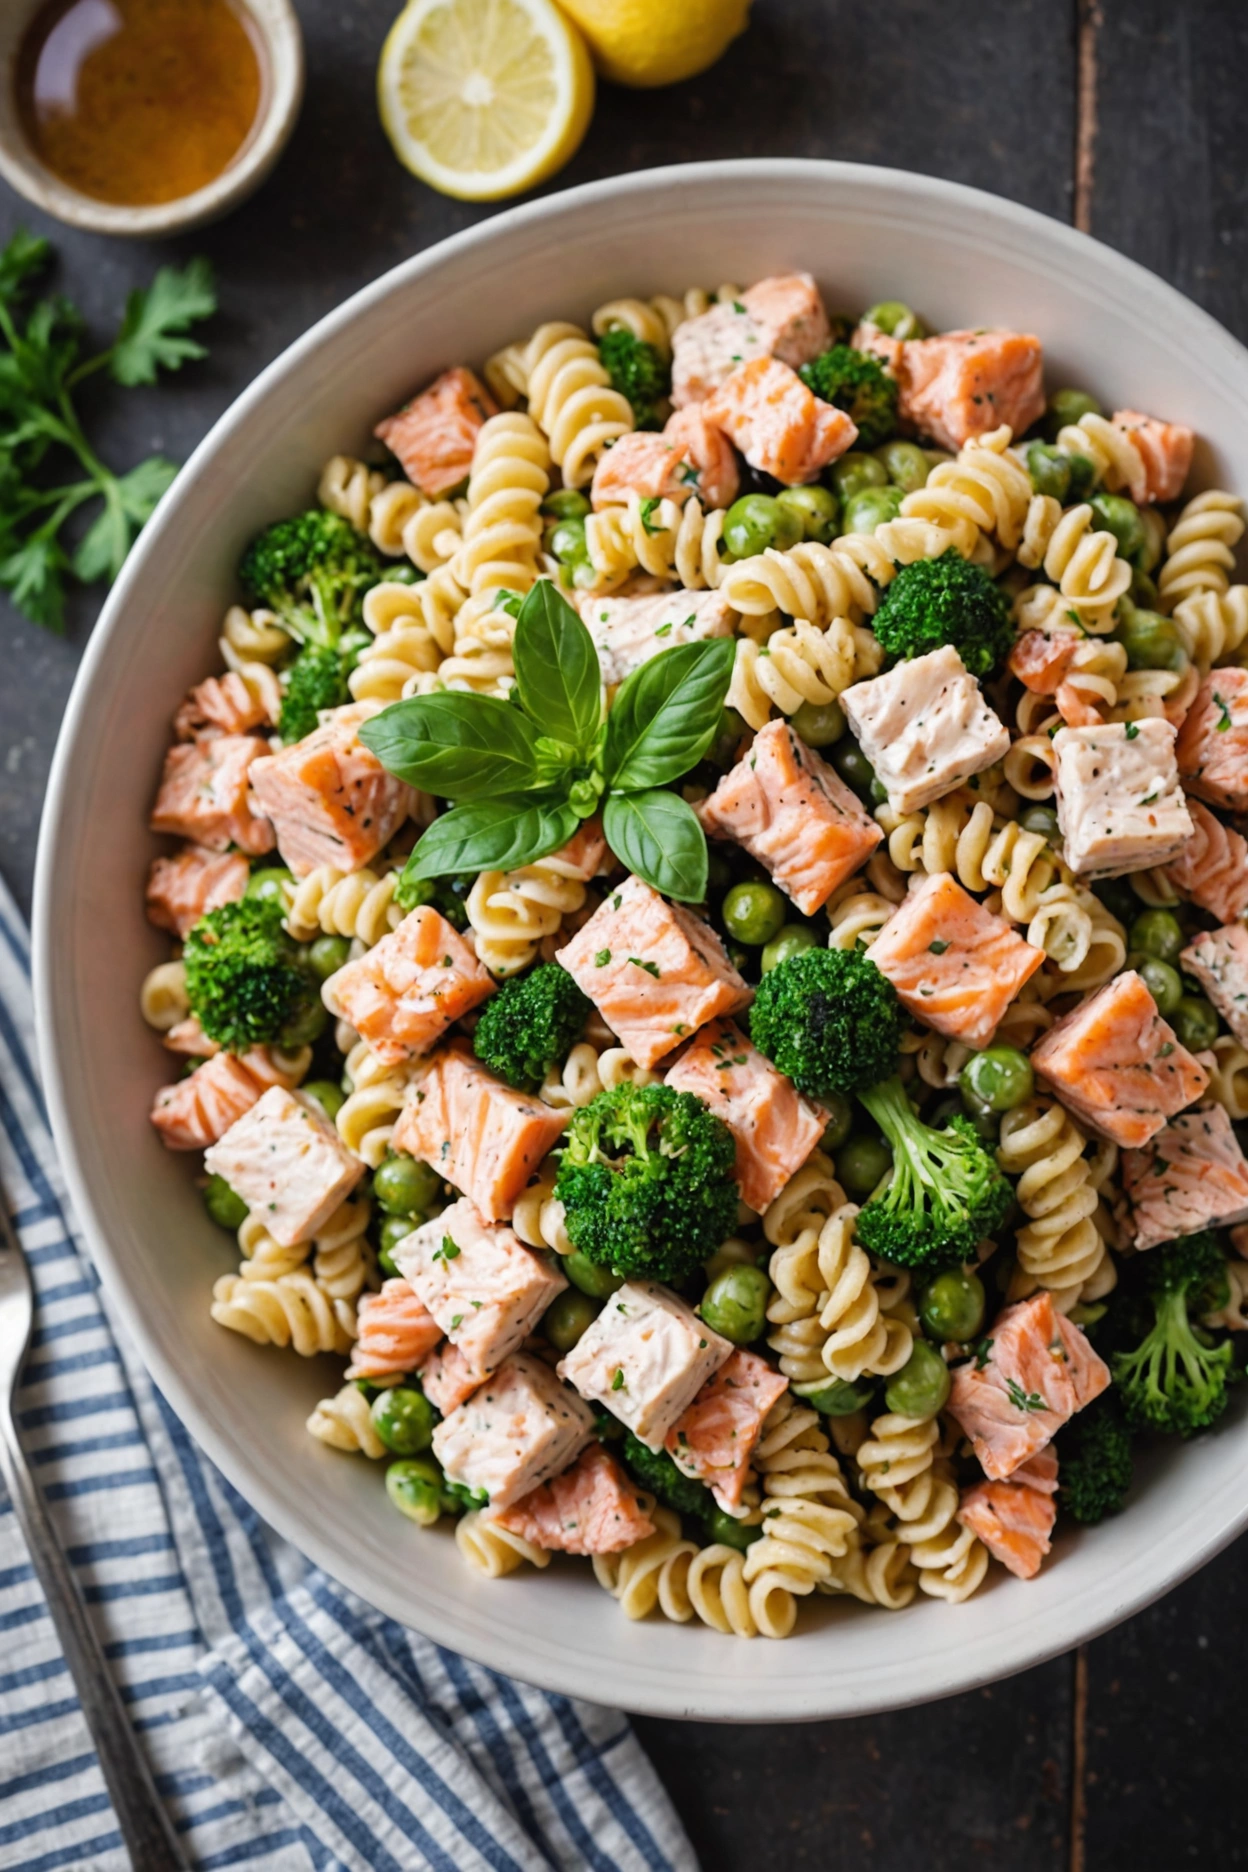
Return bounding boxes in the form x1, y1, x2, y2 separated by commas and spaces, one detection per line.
33, 161, 1248, 1720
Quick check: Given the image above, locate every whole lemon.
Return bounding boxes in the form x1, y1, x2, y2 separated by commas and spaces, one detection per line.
555, 0, 750, 88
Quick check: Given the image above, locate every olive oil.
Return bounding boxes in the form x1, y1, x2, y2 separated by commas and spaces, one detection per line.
16, 0, 265, 207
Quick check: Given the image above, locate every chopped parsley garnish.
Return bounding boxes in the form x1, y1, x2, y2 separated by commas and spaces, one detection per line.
1005, 1377, 1048, 1414
629, 957, 661, 978
433, 1236, 461, 1264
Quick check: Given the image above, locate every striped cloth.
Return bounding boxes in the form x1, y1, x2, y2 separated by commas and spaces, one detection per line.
0, 876, 696, 1872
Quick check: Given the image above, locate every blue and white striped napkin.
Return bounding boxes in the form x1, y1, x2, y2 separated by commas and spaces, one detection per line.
0, 875, 696, 1872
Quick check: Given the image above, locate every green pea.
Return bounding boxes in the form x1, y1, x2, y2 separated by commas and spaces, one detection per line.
547, 515, 588, 562
1136, 510, 1166, 577
1089, 492, 1148, 567
874, 439, 931, 493
863, 300, 926, 340
245, 866, 294, 906
1045, 387, 1102, 439
564, 1252, 623, 1299
1114, 604, 1186, 673
386, 1458, 443, 1525
379, 1212, 419, 1257
831, 735, 878, 802
307, 934, 351, 981
371, 1386, 436, 1456
1024, 441, 1072, 503
374, 1153, 442, 1216
1065, 450, 1098, 501
1020, 804, 1061, 841
884, 1340, 951, 1419
776, 483, 839, 543
761, 924, 817, 973
706, 1509, 762, 1552
830, 450, 889, 502
301, 1078, 345, 1123
203, 1173, 248, 1232
699, 1264, 772, 1345
543, 1289, 601, 1354
1139, 957, 1183, 1015
1130, 909, 1185, 964
842, 485, 904, 535
957, 1087, 1001, 1142
1172, 996, 1219, 1051
722, 879, 788, 946
918, 1269, 986, 1345
835, 1134, 893, 1197
722, 493, 802, 561
280, 997, 327, 1047
790, 697, 846, 748
542, 487, 591, 522
820, 1092, 854, 1153
797, 1376, 876, 1416
703, 1237, 760, 1282
960, 1045, 1034, 1113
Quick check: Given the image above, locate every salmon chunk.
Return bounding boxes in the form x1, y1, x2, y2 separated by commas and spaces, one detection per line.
145, 845, 249, 939
248, 703, 418, 878
665, 1347, 789, 1512
1008, 628, 1080, 696
581, 588, 735, 689
664, 1019, 825, 1213
868, 871, 1044, 1051
851, 320, 905, 376
431, 1349, 595, 1509
696, 717, 883, 915
957, 1472, 1057, 1580
394, 1196, 566, 1380
897, 328, 1046, 451
947, 1292, 1110, 1481
373, 366, 497, 498
1030, 970, 1209, 1150
418, 1340, 485, 1415
204, 1086, 365, 1246
174, 671, 271, 741
590, 406, 740, 512
150, 1052, 262, 1151
1054, 719, 1192, 877
840, 645, 1011, 816
346, 1278, 442, 1380
671, 272, 832, 408
1176, 670, 1248, 813
321, 907, 494, 1066
558, 1280, 733, 1451
1180, 922, 1248, 1047
703, 356, 858, 484
392, 1045, 569, 1224
555, 875, 752, 1070
150, 734, 275, 856
493, 1443, 656, 1555
1163, 801, 1248, 925
1120, 1103, 1248, 1251
1111, 409, 1195, 505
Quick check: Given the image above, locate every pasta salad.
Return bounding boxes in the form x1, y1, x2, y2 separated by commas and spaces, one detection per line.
140, 272, 1248, 1639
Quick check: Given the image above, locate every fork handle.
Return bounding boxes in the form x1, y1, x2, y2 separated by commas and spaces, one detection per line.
0, 1407, 188, 1869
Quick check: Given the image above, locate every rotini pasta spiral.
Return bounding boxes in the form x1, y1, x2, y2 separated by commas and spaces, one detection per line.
593, 1506, 697, 1620
740, 1400, 860, 1638
1055, 411, 1146, 498
335, 1040, 425, 1167
537, 1041, 658, 1111
311, 1196, 376, 1302
220, 601, 291, 667
726, 616, 880, 731
824, 878, 896, 950
349, 580, 444, 703
449, 412, 550, 598
856, 1413, 988, 1602
467, 855, 590, 976
765, 1190, 912, 1387
237, 1211, 310, 1283
997, 1098, 1114, 1310
306, 1381, 386, 1457
427, 593, 518, 698
1015, 502, 1132, 632
719, 533, 898, 627
900, 425, 1032, 553
590, 296, 674, 355
1157, 489, 1245, 610
1205, 1035, 1248, 1122
317, 454, 387, 534
140, 960, 189, 1031
522, 323, 635, 487
210, 1270, 356, 1356
457, 1510, 552, 1577
367, 478, 427, 558
285, 864, 403, 947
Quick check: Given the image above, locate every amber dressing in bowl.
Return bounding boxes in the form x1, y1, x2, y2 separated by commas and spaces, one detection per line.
15, 0, 265, 207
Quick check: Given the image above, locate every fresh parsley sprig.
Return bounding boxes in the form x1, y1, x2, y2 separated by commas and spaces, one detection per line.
0, 229, 216, 632
360, 581, 734, 903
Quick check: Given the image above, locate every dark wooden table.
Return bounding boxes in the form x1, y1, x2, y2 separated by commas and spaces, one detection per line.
2, 2, 1245, 1864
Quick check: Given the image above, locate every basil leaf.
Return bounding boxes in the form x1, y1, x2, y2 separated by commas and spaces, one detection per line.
513, 579, 602, 752
603, 790, 708, 904
358, 693, 544, 799
603, 637, 736, 792
404, 795, 580, 880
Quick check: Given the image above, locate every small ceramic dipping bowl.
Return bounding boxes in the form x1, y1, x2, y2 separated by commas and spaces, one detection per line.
0, 0, 304, 238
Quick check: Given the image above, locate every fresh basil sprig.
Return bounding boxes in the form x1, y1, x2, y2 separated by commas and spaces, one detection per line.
357, 580, 734, 903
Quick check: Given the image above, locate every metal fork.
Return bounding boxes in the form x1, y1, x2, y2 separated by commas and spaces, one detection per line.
0, 1172, 188, 1869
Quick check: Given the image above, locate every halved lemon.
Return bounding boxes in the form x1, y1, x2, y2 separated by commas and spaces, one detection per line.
377, 0, 595, 201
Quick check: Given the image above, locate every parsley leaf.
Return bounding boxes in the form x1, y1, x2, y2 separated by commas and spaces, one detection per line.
110, 258, 217, 386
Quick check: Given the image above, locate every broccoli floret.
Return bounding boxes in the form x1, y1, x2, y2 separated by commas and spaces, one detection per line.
1057, 1393, 1134, 1524
555, 1082, 738, 1284
1111, 1232, 1238, 1438
870, 549, 1013, 677
238, 509, 387, 649
183, 897, 321, 1052
598, 327, 669, 430
472, 964, 591, 1092
748, 946, 902, 1099
620, 1432, 712, 1520
853, 1075, 1013, 1272
798, 344, 899, 449
279, 644, 350, 743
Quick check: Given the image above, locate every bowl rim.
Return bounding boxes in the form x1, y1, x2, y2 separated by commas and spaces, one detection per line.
32, 157, 1248, 1719
0, 0, 305, 237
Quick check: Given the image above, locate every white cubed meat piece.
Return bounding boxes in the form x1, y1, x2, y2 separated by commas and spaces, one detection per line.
1120, 1104, 1248, 1251
1181, 923, 1248, 1047
204, 1086, 364, 1247
580, 589, 735, 689
670, 273, 831, 408
431, 1351, 594, 1509
840, 644, 1010, 815
557, 1280, 733, 1451
1053, 719, 1192, 877
394, 1196, 566, 1381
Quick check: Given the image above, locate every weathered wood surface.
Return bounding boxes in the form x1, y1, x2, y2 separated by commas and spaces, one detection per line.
0, 1, 1244, 1863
